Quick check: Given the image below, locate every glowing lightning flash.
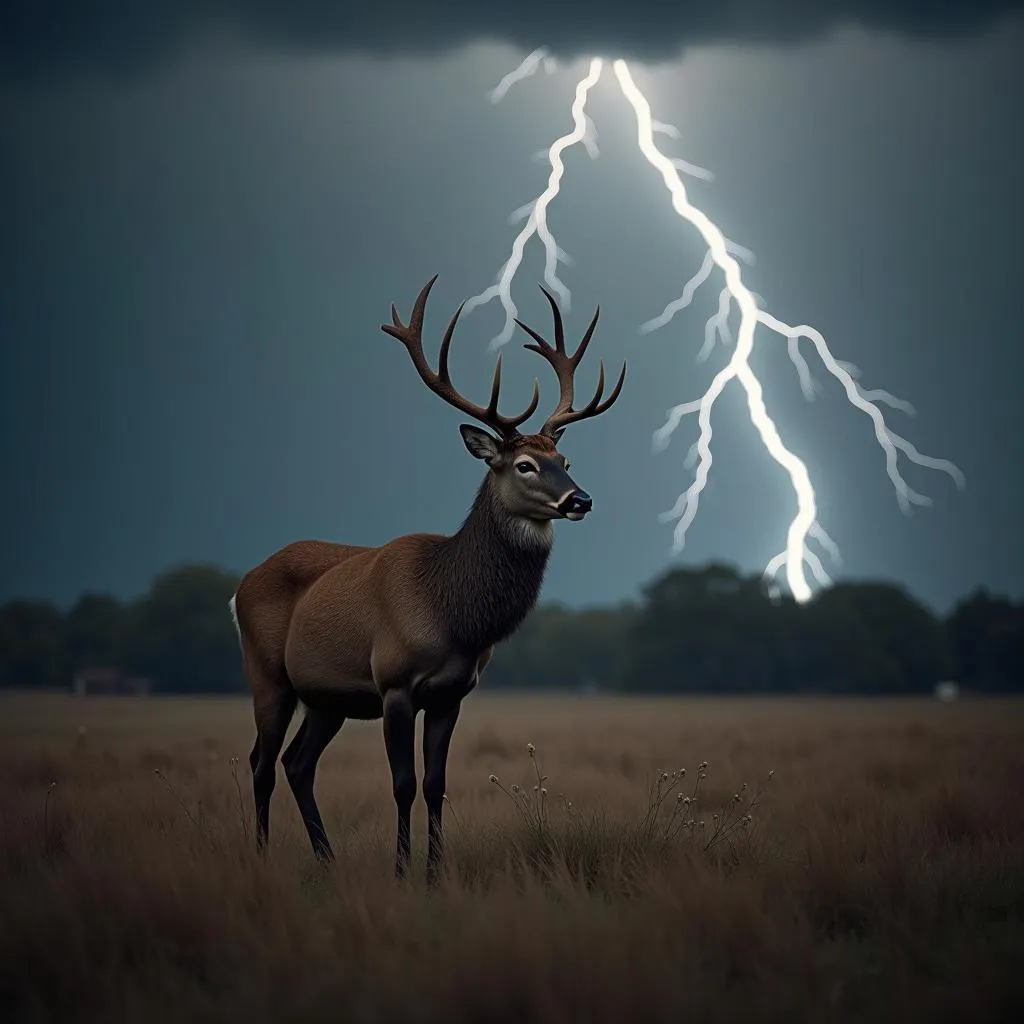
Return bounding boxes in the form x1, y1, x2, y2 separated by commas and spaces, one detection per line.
470, 55, 965, 603
613, 61, 824, 601
613, 60, 964, 601
488, 48, 550, 104
465, 58, 603, 349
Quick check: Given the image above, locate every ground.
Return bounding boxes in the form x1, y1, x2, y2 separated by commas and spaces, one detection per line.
1, 690, 1022, 1023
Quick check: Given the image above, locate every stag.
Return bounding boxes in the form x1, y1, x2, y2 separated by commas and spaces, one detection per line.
230, 274, 626, 883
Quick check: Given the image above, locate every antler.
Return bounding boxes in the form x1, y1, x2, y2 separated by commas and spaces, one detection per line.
381, 275, 540, 440
513, 286, 627, 438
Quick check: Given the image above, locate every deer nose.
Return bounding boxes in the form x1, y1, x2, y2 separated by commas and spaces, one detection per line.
563, 490, 592, 515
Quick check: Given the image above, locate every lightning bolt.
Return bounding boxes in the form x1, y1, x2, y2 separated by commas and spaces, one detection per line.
613, 61, 964, 600
465, 59, 602, 349
488, 48, 550, 104
471, 55, 965, 603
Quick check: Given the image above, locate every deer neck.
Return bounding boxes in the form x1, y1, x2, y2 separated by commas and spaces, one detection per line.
423, 475, 552, 652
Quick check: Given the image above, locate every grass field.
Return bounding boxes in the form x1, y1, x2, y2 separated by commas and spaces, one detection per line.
2, 690, 1023, 1023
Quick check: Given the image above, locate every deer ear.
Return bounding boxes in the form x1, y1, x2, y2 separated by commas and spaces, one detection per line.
460, 424, 501, 464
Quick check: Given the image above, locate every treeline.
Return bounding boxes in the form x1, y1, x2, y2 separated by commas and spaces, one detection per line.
0, 562, 1021, 694
0, 566, 242, 693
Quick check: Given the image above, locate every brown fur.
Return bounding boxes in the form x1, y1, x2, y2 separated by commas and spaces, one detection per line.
234, 468, 551, 722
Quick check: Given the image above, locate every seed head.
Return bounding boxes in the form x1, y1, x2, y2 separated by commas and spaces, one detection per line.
527, 743, 536, 756
733, 793, 741, 803
768, 769, 775, 779
488, 774, 499, 784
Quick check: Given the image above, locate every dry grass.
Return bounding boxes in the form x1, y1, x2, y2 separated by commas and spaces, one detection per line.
1, 690, 1023, 1024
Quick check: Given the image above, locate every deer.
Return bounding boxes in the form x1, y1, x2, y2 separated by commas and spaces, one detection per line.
229, 274, 626, 884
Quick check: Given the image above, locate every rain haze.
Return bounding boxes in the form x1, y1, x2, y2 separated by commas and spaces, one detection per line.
2, 0, 1023, 613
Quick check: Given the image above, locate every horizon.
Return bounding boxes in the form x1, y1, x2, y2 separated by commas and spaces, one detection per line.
9, 553, 1012, 621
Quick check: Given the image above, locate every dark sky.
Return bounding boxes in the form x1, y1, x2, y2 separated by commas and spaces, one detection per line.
2, 2, 1023, 613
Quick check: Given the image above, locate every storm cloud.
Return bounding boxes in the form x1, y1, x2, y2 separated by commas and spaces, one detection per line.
3, 0, 1023, 82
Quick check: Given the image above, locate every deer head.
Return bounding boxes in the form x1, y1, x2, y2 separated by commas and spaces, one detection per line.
381, 276, 626, 525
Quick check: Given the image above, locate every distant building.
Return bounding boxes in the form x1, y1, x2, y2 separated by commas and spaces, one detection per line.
935, 680, 960, 703
72, 667, 152, 696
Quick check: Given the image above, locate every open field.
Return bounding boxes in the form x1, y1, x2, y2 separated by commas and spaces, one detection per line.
2, 690, 1023, 1023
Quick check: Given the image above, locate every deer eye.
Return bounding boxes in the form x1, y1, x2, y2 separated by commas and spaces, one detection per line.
515, 461, 536, 475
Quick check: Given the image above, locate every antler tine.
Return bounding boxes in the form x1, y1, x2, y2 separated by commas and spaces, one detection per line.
537, 286, 600, 367
435, 299, 467, 389
486, 353, 504, 416
380, 275, 538, 439
515, 314, 574, 430
571, 303, 601, 367
598, 361, 627, 414
512, 318, 549, 352
538, 285, 566, 353
514, 288, 626, 437
407, 273, 438, 335
583, 360, 607, 414
543, 358, 627, 435
485, 353, 541, 431
509, 375, 542, 430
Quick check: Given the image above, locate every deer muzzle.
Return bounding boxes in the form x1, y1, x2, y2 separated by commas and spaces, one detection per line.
558, 489, 593, 521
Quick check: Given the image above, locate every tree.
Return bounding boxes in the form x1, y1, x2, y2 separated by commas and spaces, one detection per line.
489, 602, 636, 690
0, 600, 68, 688
977, 608, 1024, 691
65, 593, 126, 672
946, 589, 1022, 691
801, 582, 949, 693
0, 560, 1019, 695
622, 563, 781, 693
122, 565, 243, 693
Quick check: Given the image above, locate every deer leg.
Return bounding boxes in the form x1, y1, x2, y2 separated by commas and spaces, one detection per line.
422, 699, 462, 887
250, 687, 297, 850
382, 689, 416, 879
282, 707, 345, 862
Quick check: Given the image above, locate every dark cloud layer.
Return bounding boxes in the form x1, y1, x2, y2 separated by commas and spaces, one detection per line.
3, 1, 1023, 82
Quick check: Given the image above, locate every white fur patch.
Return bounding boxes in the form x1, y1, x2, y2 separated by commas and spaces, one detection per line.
228, 593, 241, 647
511, 517, 554, 550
